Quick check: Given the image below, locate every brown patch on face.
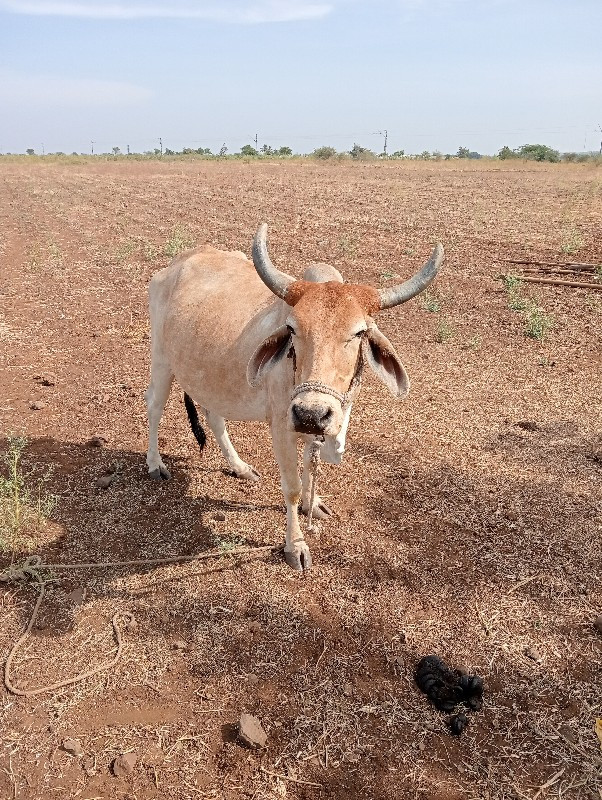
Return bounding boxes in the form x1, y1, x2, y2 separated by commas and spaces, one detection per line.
284, 281, 380, 316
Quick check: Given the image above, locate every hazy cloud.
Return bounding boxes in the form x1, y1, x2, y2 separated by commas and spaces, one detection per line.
0, 0, 332, 22
0, 71, 152, 106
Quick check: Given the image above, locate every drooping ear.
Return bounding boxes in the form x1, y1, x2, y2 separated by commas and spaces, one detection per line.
247, 325, 291, 387
362, 326, 410, 398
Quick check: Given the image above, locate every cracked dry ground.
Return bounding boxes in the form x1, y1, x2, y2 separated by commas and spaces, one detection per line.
0, 158, 601, 800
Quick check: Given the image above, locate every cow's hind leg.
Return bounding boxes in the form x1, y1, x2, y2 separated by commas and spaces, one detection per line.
301, 441, 332, 519
271, 423, 311, 571
145, 365, 173, 480
203, 409, 260, 482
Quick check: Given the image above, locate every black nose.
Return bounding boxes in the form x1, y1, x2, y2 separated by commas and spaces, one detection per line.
291, 402, 333, 434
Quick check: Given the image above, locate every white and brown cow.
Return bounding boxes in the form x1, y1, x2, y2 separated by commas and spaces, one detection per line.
145, 224, 443, 570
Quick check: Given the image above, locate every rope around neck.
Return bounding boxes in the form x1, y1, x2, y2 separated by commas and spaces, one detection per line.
307, 437, 324, 533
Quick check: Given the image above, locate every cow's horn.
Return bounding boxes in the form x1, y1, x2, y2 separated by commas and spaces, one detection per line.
378, 243, 444, 310
252, 223, 295, 299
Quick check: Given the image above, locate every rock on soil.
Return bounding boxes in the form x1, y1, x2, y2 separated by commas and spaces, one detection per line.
112, 752, 137, 777
30, 400, 46, 410
87, 435, 108, 447
238, 713, 267, 749
95, 474, 116, 489
61, 738, 84, 757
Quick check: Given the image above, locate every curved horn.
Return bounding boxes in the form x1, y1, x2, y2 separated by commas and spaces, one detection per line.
378, 243, 444, 310
252, 223, 295, 299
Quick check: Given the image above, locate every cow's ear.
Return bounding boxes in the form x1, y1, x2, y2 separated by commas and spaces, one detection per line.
363, 326, 410, 398
247, 326, 292, 387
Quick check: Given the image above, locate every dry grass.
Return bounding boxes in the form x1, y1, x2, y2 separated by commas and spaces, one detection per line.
0, 159, 601, 799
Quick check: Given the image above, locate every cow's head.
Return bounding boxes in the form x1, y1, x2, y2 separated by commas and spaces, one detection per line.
247, 223, 443, 438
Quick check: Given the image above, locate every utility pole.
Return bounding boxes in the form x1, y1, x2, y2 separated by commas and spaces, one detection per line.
91, 140, 95, 155
159, 137, 163, 156
41, 142, 45, 156
598, 124, 602, 155
254, 133, 258, 148
378, 129, 388, 156
127, 144, 130, 156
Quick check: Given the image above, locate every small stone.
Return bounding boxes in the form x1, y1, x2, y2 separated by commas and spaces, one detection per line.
172, 639, 188, 651
30, 400, 46, 410
238, 713, 267, 749
213, 511, 226, 522
125, 618, 138, 633
593, 616, 602, 634
558, 724, 577, 744
525, 646, 542, 663
112, 752, 137, 777
62, 738, 84, 757
87, 435, 108, 447
95, 474, 116, 489
516, 420, 538, 431
34, 373, 56, 386
67, 587, 86, 605
342, 682, 353, 697
82, 755, 96, 776
247, 673, 259, 685
248, 621, 262, 635
418, 742, 425, 752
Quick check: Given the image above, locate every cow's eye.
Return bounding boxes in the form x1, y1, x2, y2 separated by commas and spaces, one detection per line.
286, 325, 296, 336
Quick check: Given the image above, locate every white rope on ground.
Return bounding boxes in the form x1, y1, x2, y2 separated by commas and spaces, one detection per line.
1, 545, 279, 697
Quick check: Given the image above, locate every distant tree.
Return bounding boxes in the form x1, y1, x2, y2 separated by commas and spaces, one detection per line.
26, 148, 35, 155
391, 150, 405, 158
456, 146, 470, 159
468, 151, 482, 159
350, 142, 376, 160
219, 143, 228, 157
432, 150, 443, 161
164, 148, 175, 155
420, 150, 432, 160
518, 143, 560, 163
196, 147, 212, 155
312, 146, 337, 160
498, 145, 516, 160
277, 146, 293, 157
260, 144, 274, 156
240, 144, 259, 157
112, 146, 121, 155
71, 152, 78, 156
562, 152, 578, 162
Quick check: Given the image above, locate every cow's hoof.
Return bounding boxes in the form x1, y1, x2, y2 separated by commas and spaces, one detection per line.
284, 543, 312, 572
149, 466, 171, 480
301, 498, 332, 520
232, 464, 261, 482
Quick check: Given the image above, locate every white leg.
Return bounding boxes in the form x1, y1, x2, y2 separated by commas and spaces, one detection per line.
271, 423, 311, 571
301, 441, 332, 519
145, 365, 173, 479
202, 409, 260, 481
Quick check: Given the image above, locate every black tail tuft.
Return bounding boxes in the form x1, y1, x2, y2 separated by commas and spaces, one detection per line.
184, 393, 206, 452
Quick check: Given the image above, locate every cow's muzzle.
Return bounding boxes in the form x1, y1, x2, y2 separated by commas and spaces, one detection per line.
291, 400, 334, 435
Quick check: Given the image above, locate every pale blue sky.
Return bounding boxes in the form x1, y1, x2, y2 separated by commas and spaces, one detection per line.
0, 0, 600, 155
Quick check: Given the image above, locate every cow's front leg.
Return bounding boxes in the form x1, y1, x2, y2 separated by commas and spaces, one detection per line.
271, 423, 311, 571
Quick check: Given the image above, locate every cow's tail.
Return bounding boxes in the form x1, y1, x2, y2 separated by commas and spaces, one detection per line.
184, 393, 207, 452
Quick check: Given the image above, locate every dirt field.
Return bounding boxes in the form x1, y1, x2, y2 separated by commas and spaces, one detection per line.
0, 158, 601, 800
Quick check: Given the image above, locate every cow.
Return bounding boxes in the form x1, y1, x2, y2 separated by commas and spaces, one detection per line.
145, 224, 443, 570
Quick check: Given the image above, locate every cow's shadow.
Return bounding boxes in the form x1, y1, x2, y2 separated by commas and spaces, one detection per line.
0, 434, 283, 638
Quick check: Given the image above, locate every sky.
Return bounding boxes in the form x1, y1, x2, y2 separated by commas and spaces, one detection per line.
0, 0, 600, 156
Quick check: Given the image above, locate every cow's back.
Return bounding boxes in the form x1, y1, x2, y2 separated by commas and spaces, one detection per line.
148, 245, 287, 420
